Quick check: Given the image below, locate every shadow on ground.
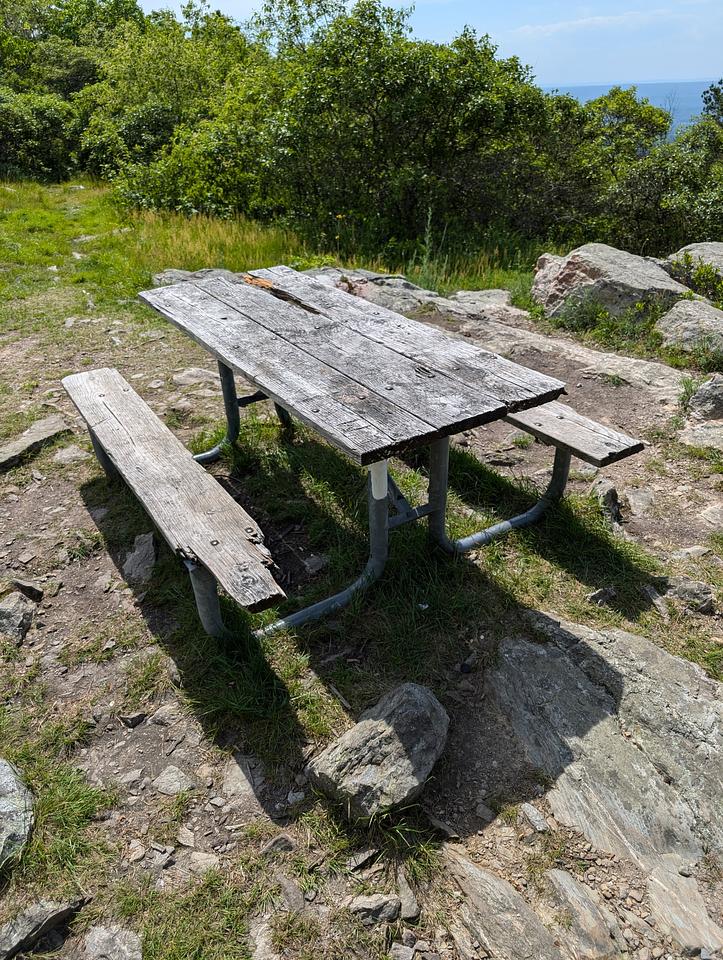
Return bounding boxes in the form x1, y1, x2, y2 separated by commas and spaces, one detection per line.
77, 417, 656, 842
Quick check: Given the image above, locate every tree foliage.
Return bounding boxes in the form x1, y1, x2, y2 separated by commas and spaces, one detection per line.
1, 0, 720, 256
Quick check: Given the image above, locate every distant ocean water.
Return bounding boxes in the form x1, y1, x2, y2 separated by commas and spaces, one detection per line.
544, 79, 715, 134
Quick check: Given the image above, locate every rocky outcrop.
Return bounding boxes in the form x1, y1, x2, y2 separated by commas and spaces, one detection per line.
656, 299, 723, 353
539, 868, 626, 959
307, 683, 449, 818
532, 243, 689, 318
668, 241, 723, 276
0, 414, 69, 471
443, 845, 565, 960
680, 373, 723, 452
488, 613, 723, 957
74, 925, 142, 960
0, 759, 34, 872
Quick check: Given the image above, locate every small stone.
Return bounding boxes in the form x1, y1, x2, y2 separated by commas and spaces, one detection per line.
189, 851, 220, 874
75, 924, 142, 960
118, 769, 143, 786
347, 893, 401, 927
127, 840, 146, 863
390, 946, 415, 960
119, 711, 146, 729
172, 367, 218, 386
346, 848, 379, 872
177, 826, 195, 847
397, 867, 420, 921
474, 802, 495, 823
11, 579, 44, 602
260, 833, 295, 857
0, 592, 36, 643
53, 444, 90, 465
586, 586, 617, 607
520, 802, 549, 833
122, 533, 156, 585
153, 765, 194, 796
590, 477, 623, 525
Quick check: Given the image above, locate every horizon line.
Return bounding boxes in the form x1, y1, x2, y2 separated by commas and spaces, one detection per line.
540, 77, 717, 88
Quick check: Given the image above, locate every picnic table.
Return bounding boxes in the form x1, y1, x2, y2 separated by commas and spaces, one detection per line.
63, 266, 643, 637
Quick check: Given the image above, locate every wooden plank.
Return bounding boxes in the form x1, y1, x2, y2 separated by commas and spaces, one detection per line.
62, 368, 285, 612
141, 283, 439, 464
248, 266, 565, 412
139, 281, 509, 464
197, 274, 508, 430
504, 401, 645, 467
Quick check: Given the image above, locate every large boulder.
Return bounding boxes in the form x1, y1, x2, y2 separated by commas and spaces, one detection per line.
0, 759, 34, 871
656, 299, 723, 353
307, 683, 449, 819
668, 242, 723, 277
532, 243, 689, 318
0, 900, 84, 959
688, 374, 723, 420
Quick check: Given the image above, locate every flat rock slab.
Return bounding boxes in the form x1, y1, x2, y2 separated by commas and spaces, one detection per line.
532, 243, 689, 318
656, 299, 723, 353
540, 868, 625, 959
489, 612, 723, 956
74, 925, 142, 960
0, 899, 83, 960
456, 314, 684, 408
680, 419, 723, 453
647, 863, 723, 956
0, 415, 69, 470
307, 683, 449, 819
0, 759, 34, 871
444, 845, 565, 960
0, 592, 35, 644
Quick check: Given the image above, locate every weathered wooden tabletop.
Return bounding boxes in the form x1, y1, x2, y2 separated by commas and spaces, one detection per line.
139, 266, 565, 465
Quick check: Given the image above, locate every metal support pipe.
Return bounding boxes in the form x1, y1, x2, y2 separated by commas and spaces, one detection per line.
256, 461, 389, 637
428, 437, 571, 556
194, 361, 240, 464
89, 431, 118, 479
184, 559, 231, 638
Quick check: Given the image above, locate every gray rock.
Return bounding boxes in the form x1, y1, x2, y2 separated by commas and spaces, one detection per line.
397, 866, 420, 921
586, 586, 617, 608
248, 918, 282, 960
443, 846, 565, 959
672, 545, 711, 560
222, 753, 265, 820
700, 502, 723, 528
625, 486, 655, 518
656, 300, 723, 353
0, 592, 35, 643
664, 575, 715, 614
0, 899, 83, 959
122, 532, 156, 585
75, 925, 142, 960
152, 765, 194, 796
53, 444, 90, 465
390, 946, 415, 960
11, 579, 43, 602
647, 863, 723, 956
306, 683, 449, 818
680, 419, 723, 454
0, 415, 69, 470
0, 759, 34, 872
152, 267, 235, 287
532, 243, 689, 318
688, 375, 723, 420
172, 367, 219, 387
540, 868, 625, 959
668, 242, 723, 277
189, 850, 219, 874
260, 834, 294, 857
520, 802, 549, 833
347, 893, 401, 926
492, 613, 723, 952
589, 477, 623, 526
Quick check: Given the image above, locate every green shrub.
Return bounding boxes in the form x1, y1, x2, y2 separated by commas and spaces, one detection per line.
0, 87, 77, 179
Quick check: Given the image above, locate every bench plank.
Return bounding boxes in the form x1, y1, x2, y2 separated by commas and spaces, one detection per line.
504, 401, 644, 467
247, 266, 565, 413
63, 368, 285, 612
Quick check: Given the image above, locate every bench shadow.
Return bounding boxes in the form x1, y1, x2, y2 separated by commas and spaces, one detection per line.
77, 419, 642, 850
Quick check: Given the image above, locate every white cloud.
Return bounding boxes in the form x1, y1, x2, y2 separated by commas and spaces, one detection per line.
514, 8, 683, 38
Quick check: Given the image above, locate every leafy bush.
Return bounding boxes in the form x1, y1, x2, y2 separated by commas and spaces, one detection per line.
0, 87, 77, 179
669, 252, 723, 308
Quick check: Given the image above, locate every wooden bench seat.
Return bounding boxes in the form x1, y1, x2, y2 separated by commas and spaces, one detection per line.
63, 368, 284, 631
504, 401, 644, 467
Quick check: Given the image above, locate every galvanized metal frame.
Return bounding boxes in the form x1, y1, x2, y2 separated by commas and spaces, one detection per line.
91, 362, 571, 637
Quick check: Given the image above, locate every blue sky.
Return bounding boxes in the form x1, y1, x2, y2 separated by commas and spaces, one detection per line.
139, 0, 723, 86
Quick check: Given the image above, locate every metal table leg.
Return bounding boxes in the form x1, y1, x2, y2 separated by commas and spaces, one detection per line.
256, 460, 389, 636
428, 436, 571, 555
194, 361, 240, 464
